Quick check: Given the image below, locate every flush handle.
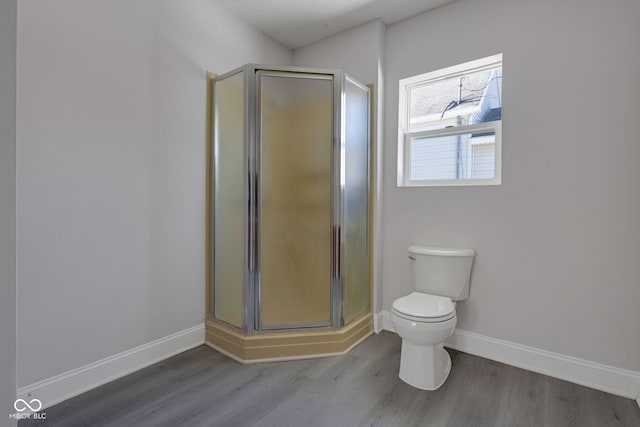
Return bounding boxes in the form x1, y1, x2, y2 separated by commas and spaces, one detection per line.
408, 255, 416, 261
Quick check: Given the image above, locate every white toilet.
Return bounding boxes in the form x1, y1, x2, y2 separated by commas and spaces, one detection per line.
391, 245, 475, 391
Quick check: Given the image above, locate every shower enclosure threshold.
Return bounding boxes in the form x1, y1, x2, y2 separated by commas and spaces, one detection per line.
205, 314, 373, 363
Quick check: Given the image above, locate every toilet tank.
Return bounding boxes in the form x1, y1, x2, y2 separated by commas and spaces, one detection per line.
409, 246, 475, 301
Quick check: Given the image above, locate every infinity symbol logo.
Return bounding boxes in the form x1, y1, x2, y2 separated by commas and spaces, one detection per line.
14, 398, 43, 412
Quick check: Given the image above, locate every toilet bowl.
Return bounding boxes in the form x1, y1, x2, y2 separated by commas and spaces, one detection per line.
391, 246, 474, 391
391, 292, 457, 390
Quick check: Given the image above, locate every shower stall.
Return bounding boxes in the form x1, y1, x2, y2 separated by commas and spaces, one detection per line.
206, 64, 371, 362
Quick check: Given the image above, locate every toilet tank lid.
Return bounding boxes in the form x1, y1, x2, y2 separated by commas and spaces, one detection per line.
409, 246, 475, 257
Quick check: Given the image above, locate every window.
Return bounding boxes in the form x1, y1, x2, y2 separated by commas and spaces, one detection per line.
397, 54, 503, 186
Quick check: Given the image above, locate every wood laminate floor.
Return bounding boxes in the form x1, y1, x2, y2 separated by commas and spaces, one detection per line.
20, 332, 640, 427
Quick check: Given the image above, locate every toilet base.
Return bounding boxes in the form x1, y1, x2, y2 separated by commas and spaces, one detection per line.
399, 341, 451, 390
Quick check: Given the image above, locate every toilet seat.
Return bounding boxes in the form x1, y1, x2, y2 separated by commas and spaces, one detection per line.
392, 292, 456, 323
392, 308, 455, 323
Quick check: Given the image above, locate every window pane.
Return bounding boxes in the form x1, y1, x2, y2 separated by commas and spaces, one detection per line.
410, 135, 459, 180
410, 131, 496, 181
408, 67, 502, 132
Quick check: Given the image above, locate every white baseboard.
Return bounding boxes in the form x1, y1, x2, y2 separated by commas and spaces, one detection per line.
373, 312, 384, 333
18, 323, 205, 409
376, 310, 640, 401
381, 311, 395, 333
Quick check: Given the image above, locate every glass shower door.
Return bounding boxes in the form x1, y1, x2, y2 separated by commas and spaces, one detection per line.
257, 71, 334, 329
213, 70, 246, 328
343, 77, 370, 324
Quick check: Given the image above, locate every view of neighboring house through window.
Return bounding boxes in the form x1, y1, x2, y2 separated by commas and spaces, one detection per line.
398, 54, 503, 186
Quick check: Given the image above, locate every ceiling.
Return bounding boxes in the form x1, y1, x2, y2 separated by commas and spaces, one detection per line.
214, 0, 455, 49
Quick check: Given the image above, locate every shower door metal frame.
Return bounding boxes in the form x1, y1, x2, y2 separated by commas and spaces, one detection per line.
244, 66, 257, 334
251, 65, 344, 333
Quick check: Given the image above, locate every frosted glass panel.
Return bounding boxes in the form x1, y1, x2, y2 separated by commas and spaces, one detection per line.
259, 73, 332, 328
343, 79, 370, 324
214, 71, 245, 327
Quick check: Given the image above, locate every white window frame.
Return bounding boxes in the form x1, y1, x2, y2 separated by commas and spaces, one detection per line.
397, 54, 503, 187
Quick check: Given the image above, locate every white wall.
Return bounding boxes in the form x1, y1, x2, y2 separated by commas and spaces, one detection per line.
293, 20, 383, 90
294, 20, 386, 312
384, 0, 640, 371
0, 0, 17, 423
16, 0, 291, 388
